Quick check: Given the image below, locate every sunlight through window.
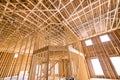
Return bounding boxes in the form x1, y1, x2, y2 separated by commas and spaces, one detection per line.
14, 53, 18, 58
85, 39, 93, 46
55, 63, 59, 74
100, 34, 110, 42
110, 57, 120, 75
91, 58, 104, 75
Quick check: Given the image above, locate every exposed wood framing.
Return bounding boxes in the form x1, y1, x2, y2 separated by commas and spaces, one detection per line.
0, 0, 120, 80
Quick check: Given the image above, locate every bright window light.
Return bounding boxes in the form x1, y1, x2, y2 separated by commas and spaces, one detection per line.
49, 64, 51, 69
55, 63, 59, 74
14, 53, 18, 58
100, 34, 110, 42
110, 57, 120, 75
36, 65, 39, 74
19, 71, 28, 80
85, 39, 93, 46
91, 58, 104, 75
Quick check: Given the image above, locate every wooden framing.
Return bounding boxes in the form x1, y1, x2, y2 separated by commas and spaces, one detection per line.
82, 30, 120, 79
0, 0, 120, 80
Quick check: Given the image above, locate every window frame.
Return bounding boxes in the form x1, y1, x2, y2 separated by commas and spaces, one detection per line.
110, 56, 120, 76
100, 34, 110, 42
85, 39, 93, 46
91, 58, 104, 76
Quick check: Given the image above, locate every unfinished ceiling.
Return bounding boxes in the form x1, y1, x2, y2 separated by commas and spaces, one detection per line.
0, 0, 120, 47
